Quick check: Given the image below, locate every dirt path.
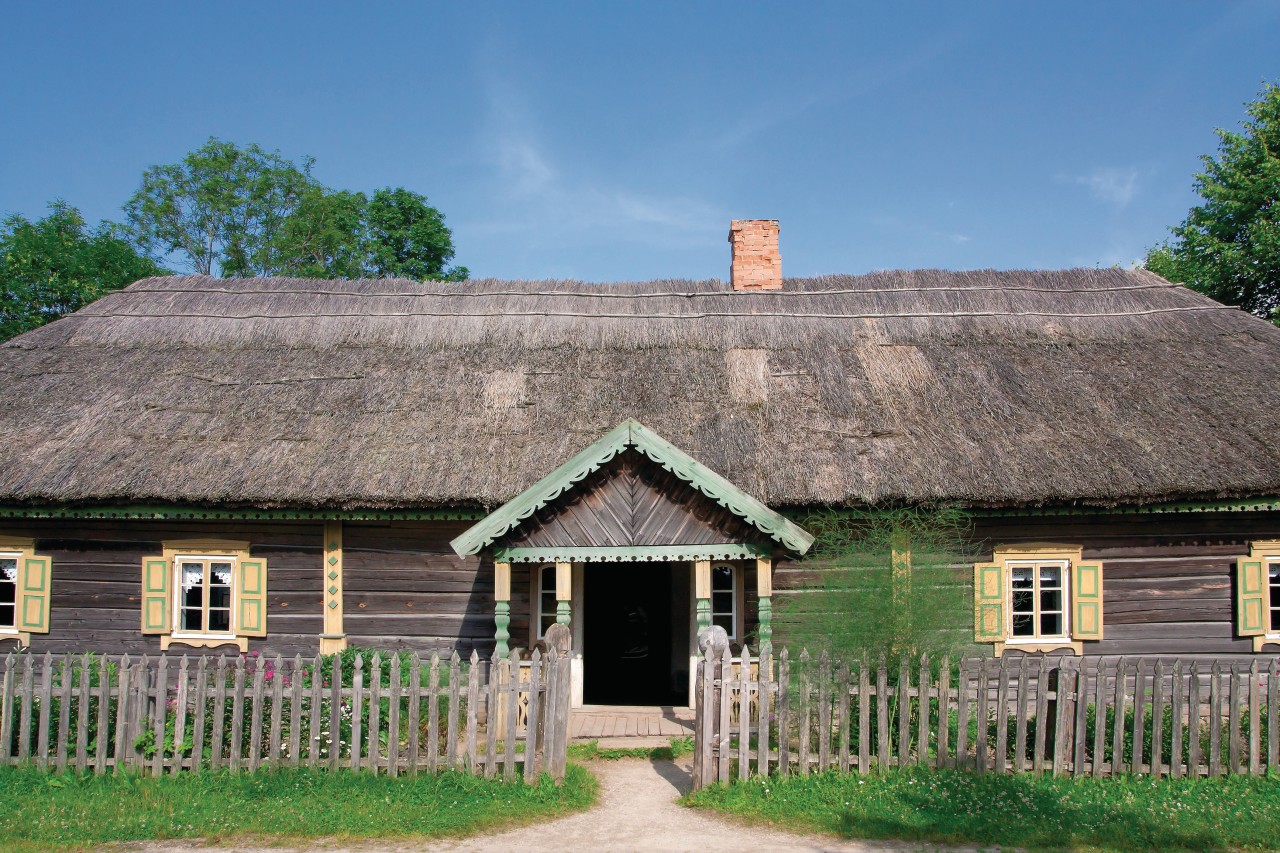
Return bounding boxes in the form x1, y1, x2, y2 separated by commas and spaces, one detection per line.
429, 757, 965, 853
130, 758, 967, 853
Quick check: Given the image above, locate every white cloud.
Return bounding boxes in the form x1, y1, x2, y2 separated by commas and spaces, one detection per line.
1073, 167, 1139, 209
471, 72, 725, 253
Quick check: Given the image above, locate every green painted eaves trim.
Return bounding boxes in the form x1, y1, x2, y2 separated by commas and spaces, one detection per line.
493, 543, 772, 563
450, 418, 815, 558
0, 505, 485, 522
970, 497, 1280, 517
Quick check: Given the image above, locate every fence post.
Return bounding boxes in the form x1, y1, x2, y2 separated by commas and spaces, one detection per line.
692, 626, 728, 791
545, 622, 572, 782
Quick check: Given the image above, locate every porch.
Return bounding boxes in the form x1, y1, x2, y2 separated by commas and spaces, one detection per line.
569, 704, 695, 742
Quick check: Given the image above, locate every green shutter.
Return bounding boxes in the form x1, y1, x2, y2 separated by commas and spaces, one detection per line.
974, 561, 1006, 643
1072, 562, 1104, 641
1238, 558, 1268, 636
17, 555, 51, 634
238, 558, 267, 637
141, 557, 171, 634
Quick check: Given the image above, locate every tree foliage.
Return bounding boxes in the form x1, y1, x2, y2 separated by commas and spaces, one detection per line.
1146, 83, 1280, 323
0, 202, 166, 341
125, 137, 467, 281
774, 506, 978, 664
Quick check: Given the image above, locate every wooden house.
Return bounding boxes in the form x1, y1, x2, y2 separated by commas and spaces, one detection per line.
1, 220, 1279, 707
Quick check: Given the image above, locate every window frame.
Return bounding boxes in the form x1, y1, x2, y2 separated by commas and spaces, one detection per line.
1005, 559, 1070, 643
1248, 541, 1280, 644
709, 561, 741, 641
0, 550, 20, 634
171, 554, 238, 640
985, 544, 1086, 656
533, 563, 558, 641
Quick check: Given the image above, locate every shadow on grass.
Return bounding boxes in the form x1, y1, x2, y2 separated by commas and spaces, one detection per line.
687, 766, 1280, 852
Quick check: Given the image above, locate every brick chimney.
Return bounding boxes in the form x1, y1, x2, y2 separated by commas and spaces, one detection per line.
728, 219, 782, 291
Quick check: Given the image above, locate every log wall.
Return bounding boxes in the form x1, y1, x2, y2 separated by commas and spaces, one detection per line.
0, 519, 324, 656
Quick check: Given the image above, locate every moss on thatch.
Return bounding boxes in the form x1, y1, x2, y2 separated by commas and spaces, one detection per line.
0, 268, 1276, 511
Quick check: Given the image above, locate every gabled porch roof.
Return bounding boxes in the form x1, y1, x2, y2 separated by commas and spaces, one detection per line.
450, 419, 814, 559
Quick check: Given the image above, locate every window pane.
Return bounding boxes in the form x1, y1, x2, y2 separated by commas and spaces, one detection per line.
1039, 565, 1061, 587
209, 584, 231, 610
0, 604, 13, 628
712, 566, 734, 591
182, 583, 204, 610
208, 609, 230, 633
1040, 612, 1063, 636
1011, 590, 1034, 613
210, 563, 232, 586
181, 608, 202, 631
1040, 589, 1062, 613
181, 563, 203, 589
1011, 567, 1033, 589
1270, 564, 1280, 606
0, 557, 16, 582
713, 613, 733, 634
713, 592, 733, 615
0, 559, 14, 605
1012, 613, 1034, 637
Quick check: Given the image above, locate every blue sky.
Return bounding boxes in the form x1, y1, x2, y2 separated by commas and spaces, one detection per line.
1, 2, 1277, 281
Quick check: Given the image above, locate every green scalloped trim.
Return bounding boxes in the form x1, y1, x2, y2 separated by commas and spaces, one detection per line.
971, 497, 1280, 517
450, 419, 815, 558
493, 543, 772, 563
0, 505, 485, 522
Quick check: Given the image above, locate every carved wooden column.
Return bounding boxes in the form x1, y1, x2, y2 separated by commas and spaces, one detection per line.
320, 520, 347, 654
695, 559, 712, 632
756, 556, 773, 647
555, 562, 573, 627
494, 560, 511, 656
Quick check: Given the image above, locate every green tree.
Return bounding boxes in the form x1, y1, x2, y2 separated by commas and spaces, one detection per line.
774, 506, 977, 664
0, 201, 166, 341
124, 137, 318, 277
1145, 83, 1280, 322
365, 187, 468, 282
270, 187, 370, 279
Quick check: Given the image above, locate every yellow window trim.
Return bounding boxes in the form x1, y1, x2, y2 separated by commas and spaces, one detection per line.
989, 544, 1085, 657
1248, 541, 1280, 652
0, 535, 48, 646
154, 539, 254, 651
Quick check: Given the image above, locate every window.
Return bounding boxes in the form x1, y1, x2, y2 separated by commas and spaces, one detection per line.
536, 563, 557, 638
1009, 561, 1067, 639
0, 537, 52, 645
0, 554, 17, 629
176, 557, 235, 635
1238, 541, 1280, 651
711, 562, 737, 639
142, 540, 266, 651
974, 545, 1102, 655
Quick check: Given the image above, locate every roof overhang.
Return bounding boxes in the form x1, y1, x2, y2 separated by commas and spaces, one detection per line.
450, 418, 815, 558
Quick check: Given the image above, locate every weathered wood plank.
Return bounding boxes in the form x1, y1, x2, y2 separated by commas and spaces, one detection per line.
1248, 659, 1260, 776
918, 654, 931, 769
248, 658, 265, 772
837, 661, 851, 774
856, 655, 869, 774
798, 650, 811, 776
230, 658, 246, 773
191, 657, 208, 775
954, 659, 970, 770
288, 655, 303, 769
777, 649, 791, 775
1032, 657, 1049, 775
350, 654, 364, 772
407, 652, 422, 776
110, 655, 129, 772
428, 654, 441, 774
327, 655, 342, 771
368, 653, 383, 774
0, 655, 14, 767
975, 658, 990, 774
1150, 660, 1165, 776
1170, 660, 1184, 779
268, 655, 284, 768
56, 653, 73, 772
466, 651, 481, 775
876, 656, 889, 771
387, 654, 401, 777
1112, 658, 1128, 775
1209, 661, 1223, 777
211, 656, 228, 772
447, 652, 461, 771
1228, 662, 1242, 775
937, 656, 951, 770
503, 651, 519, 781
1013, 658, 1028, 774
897, 655, 910, 769
75, 653, 91, 774
1132, 660, 1147, 774
36, 653, 52, 769
523, 651, 542, 783
758, 645, 773, 778
1188, 662, 1203, 777
818, 650, 831, 773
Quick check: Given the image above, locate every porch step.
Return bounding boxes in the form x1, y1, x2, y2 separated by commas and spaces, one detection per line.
569, 705, 695, 741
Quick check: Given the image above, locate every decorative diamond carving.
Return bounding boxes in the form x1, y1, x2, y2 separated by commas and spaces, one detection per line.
328, 570, 339, 580
328, 556, 338, 566
328, 585, 338, 596
327, 600, 338, 609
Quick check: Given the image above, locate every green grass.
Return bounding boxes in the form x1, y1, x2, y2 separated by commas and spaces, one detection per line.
568, 736, 694, 762
0, 765, 597, 852
684, 766, 1280, 852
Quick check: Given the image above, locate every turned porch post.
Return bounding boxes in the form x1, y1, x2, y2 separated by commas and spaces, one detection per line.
756, 556, 773, 646
695, 559, 712, 632
555, 562, 573, 627
494, 560, 511, 656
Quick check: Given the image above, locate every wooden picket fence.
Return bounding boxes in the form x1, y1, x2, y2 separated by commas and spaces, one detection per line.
692, 637, 1280, 789
0, 646, 571, 780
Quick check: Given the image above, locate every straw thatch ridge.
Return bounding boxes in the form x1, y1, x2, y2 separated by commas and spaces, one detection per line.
0, 268, 1277, 511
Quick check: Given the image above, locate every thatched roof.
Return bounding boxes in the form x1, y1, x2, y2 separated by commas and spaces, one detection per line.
0, 269, 1278, 511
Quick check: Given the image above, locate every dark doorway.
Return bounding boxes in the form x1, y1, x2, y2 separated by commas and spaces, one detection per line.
584, 562, 685, 705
